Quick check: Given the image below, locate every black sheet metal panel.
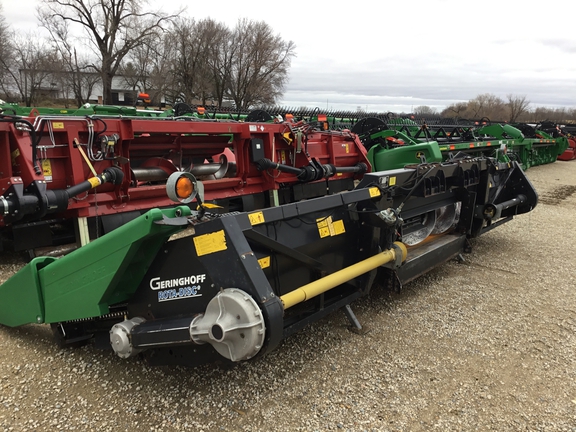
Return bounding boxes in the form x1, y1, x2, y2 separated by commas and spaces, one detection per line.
387, 234, 467, 285
127, 185, 385, 366
122, 158, 538, 366
130, 214, 285, 357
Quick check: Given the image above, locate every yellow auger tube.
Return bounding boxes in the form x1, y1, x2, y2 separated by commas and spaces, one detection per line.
280, 242, 408, 310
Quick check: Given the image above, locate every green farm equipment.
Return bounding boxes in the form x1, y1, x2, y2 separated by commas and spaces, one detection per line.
351, 117, 568, 171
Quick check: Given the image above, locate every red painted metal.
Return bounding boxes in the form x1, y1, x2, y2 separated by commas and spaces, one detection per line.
0, 116, 370, 238
558, 137, 576, 161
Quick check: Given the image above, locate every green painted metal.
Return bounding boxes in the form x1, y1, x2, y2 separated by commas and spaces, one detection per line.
477, 123, 524, 140
386, 118, 420, 134
0, 256, 56, 326
368, 141, 443, 171
362, 120, 568, 171
0, 206, 191, 327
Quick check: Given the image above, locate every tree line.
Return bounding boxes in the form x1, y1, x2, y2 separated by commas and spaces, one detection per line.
414, 93, 576, 124
0, 0, 296, 109
1, 1, 574, 123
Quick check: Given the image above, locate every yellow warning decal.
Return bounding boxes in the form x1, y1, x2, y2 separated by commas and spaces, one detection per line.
52, 122, 64, 129
248, 211, 265, 225
88, 177, 101, 188
368, 187, 381, 197
193, 230, 227, 256
332, 219, 345, 235
389, 176, 396, 186
11, 149, 20, 164
202, 203, 223, 209
317, 216, 346, 238
258, 256, 271, 269
42, 159, 52, 176
317, 217, 331, 238
41, 159, 53, 181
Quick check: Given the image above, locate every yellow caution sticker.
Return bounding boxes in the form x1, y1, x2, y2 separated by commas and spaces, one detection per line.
369, 187, 381, 197
202, 203, 223, 209
193, 230, 227, 256
317, 217, 331, 238
317, 216, 346, 238
41, 159, 53, 181
52, 122, 64, 129
248, 211, 265, 225
258, 256, 271, 269
389, 176, 396, 186
332, 219, 345, 235
11, 149, 20, 164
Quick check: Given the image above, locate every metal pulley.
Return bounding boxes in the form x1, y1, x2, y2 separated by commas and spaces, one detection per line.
189, 288, 266, 362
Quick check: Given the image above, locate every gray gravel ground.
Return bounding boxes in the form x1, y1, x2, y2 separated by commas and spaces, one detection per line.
1, 161, 576, 431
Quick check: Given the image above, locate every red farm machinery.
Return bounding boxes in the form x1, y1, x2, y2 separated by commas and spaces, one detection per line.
0, 112, 368, 252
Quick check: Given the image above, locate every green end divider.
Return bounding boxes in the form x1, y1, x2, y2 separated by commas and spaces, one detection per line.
0, 206, 191, 327
0, 256, 56, 327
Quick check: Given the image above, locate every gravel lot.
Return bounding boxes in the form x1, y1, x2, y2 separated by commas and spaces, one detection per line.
1, 161, 575, 431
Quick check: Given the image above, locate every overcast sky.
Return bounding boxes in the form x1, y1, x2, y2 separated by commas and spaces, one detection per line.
3, 0, 576, 113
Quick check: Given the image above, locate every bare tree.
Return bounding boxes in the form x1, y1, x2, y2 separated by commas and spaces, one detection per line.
41, 16, 99, 106
204, 19, 234, 107
119, 41, 154, 94
0, 5, 13, 100
441, 102, 469, 118
166, 18, 223, 104
119, 32, 175, 105
467, 93, 505, 120
506, 94, 530, 123
0, 32, 59, 106
226, 19, 295, 109
413, 105, 438, 116
39, 0, 180, 104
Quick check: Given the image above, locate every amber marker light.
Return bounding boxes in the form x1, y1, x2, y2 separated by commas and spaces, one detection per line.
166, 172, 201, 204
176, 176, 194, 199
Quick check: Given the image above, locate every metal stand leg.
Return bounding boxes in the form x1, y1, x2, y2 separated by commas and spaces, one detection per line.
343, 304, 362, 331
269, 189, 280, 207
76, 217, 90, 247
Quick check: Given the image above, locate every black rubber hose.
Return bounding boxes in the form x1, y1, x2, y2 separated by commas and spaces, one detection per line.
255, 158, 303, 175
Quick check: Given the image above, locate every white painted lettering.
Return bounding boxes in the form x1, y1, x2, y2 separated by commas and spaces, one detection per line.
149, 274, 207, 290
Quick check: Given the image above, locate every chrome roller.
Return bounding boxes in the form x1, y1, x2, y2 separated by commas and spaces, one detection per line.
402, 211, 437, 246
431, 202, 461, 235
